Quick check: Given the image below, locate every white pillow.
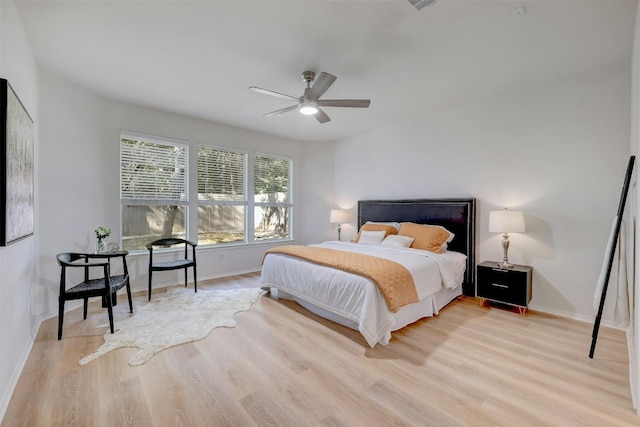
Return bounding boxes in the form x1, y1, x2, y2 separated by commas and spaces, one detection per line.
358, 230, 386, 245
366, 221, 401, 231
380, 235, 415, 248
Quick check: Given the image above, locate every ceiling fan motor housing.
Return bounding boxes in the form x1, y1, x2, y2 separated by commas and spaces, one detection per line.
302, 71, 316, 84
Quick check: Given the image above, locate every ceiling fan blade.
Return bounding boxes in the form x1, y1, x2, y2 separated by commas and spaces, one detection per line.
315, 108, 331, 124
248, 86, 299, 102
318, 99, 371, 108
263, 105, 299, 117
308, 72, 337, 100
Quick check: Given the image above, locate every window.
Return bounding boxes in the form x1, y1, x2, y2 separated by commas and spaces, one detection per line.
254, 154, 291, 241
120, 132, 292, 250
197, 146, 292, 245
197, 145, 247, 245
120, 133, 188, 251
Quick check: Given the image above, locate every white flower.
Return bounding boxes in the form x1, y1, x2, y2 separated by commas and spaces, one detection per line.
95, 226, 111, 240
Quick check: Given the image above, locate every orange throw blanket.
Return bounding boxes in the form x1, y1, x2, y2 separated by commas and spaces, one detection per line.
264, 245, 418, 312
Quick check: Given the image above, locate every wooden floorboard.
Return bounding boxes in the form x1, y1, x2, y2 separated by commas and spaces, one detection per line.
2, 272, 639, 426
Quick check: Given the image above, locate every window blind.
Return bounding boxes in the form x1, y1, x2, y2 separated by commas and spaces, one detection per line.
198, 145, 246, 202
120, 137, 188, 203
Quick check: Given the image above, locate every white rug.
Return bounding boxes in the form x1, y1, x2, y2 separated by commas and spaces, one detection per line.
79, 287, 262, 366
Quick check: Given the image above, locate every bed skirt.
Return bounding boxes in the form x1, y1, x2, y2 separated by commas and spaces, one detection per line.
265, 285, 462, 346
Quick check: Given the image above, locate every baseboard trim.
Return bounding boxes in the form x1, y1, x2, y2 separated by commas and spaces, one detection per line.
529, 304, 620, 330
0, 318, 40, 424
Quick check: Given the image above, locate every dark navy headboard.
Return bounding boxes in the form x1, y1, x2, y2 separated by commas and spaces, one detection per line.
358, 198, 476, 296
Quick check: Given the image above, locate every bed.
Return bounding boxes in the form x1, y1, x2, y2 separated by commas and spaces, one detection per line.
261, 198, 476, 347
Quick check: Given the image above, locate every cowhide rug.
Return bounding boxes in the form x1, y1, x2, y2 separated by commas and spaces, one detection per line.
79, 287, 262, 366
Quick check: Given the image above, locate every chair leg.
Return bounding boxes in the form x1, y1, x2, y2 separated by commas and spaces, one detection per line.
126, 282, 133, 313
83, 298, 88, 319
193, 266, 197, 293
58, 298, 65, 340
106, 293, 115, 334
148, 270, 153, 301
184, 268, 188, 288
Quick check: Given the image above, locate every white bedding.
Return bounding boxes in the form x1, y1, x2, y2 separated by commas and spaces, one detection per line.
260, 241, 467, 347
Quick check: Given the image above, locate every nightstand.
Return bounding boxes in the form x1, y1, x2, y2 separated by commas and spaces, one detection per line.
477, 261, 532, 315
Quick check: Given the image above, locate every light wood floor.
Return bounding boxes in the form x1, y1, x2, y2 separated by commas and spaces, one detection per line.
2, 272, 639, 426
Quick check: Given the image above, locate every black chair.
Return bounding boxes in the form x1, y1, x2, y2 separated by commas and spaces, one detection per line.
146, 238, 197, 301
56, 251, 133, 340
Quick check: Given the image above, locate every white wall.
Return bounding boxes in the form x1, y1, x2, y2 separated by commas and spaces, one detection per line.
35, 70, 334, 319
335, 63, 631, 322
298, 141, 339, 243
0, 0, 38, 419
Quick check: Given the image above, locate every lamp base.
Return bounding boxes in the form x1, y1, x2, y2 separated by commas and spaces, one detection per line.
497, 261, 515, 269
499, 233, 514, 269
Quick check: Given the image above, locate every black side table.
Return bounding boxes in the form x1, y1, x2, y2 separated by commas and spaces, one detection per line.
477, 261, 532, 315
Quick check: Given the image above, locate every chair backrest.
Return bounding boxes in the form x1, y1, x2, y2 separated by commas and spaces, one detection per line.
56, 252, 86, 266
56, 252, 114, 295
146, 238, 192, 248
146, 238, 197, 263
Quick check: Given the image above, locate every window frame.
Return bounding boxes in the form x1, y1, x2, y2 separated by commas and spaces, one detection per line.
252, 151, 293, 243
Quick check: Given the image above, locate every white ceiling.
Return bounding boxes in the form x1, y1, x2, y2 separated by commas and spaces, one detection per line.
14, 0, 638, 143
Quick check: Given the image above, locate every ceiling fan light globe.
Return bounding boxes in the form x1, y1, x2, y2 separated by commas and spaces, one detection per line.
299, 105, 318, 115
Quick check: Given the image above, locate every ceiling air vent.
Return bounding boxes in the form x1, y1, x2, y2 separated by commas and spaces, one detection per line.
409, 0, 435, 10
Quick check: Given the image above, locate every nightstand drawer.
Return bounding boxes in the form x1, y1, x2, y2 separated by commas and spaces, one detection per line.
477, 262, 532, 308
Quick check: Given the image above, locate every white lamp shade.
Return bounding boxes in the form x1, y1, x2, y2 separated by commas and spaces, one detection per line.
330, 209, 350, 224
489, 210, 525, 233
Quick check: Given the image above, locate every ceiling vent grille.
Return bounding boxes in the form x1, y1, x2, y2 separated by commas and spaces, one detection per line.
409, 0, 435, 10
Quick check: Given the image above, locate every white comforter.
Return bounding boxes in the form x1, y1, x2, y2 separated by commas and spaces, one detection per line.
260, 241, 467, 347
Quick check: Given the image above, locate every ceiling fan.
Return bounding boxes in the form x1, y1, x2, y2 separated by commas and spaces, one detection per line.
248, 71, 371, 124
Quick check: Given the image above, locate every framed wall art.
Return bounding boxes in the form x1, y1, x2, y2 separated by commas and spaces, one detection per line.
0, 79, 34, 246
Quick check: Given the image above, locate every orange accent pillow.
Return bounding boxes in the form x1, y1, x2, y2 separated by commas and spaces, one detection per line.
398, 222, 453, 253
352, 223, 398, 243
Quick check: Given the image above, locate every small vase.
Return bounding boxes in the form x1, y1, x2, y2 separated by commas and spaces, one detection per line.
96, 238, 106, 254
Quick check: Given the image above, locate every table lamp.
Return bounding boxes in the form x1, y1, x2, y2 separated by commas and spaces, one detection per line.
489, 209, 525, 268
330, 209, 349, 241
